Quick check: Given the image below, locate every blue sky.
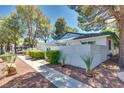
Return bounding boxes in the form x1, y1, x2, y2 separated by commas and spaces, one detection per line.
0, 5, 84, 32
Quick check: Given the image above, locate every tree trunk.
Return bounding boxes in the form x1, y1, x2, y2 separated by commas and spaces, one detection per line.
6, 42, 10, 52
28, 23, 32, 48
0, 44, 4, 54
44, 40, 47, 60
44, 40, 47, 43
14, 43, 17, 54
30, 25, 33, 49
119, 19, 124, 68
32, 24, 38, 49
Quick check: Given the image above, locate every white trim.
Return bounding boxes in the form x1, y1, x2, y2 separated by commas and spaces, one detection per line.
57, 35, 110, 43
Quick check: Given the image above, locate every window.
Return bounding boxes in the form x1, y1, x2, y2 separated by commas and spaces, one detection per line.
80, 41, 95, 44
108, 40, 111, 50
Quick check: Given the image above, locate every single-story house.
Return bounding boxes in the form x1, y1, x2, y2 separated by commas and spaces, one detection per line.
37, 32, 118, 69
52, 32, 118, 55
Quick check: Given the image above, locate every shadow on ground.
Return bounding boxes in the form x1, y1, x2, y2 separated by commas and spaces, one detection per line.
46, 56, 124, 88
0, 72, 56, 88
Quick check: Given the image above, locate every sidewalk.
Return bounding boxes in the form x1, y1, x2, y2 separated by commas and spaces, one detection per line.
118, 71, 124, 82
17, 56, 91, 88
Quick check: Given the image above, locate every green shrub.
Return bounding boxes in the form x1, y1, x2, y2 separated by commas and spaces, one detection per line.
46, 50, 60, 64
0, 53, 16, 63
28, 50, 44, 60
23, 50, 30, 55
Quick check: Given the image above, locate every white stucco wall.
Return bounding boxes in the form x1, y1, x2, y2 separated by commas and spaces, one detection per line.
59, 45, 91, 68
47, 44, 108, 69
91, 45, 108, 68
37, 43, 58, 51
95, 37, 107, 45
36, 35, 117, 69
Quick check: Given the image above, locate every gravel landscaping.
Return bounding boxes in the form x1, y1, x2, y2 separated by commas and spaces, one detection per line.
0, 55, 124, 88
0, 58, 56, 88
47, 56, 124, 88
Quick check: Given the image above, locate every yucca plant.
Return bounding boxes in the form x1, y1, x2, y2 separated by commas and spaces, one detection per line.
81, 54, 93, 77
0, 53, 17, 76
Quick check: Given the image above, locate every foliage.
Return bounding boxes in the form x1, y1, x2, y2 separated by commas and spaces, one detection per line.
102, 24, 119, 48
54, 17, 79, 39
0, 53, 16, 63
25, 50, 44, 60
16, 6, 44, 47
46, 50, 60, 64
2, 13, 23, 43
23, 50, 30, 55
69, 5, 124, 67
37, 16, 52, 43
0, 53, 17, 75
69, 6, 116, 31
66, 26, 79, 33
0, 13, 24, 53
81, 54, 93, 72
102, 31, 119, 48
55, 17, 67, 37
23, 37, 38, 47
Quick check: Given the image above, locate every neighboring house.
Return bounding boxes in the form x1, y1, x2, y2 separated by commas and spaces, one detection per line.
37, 32, 118, 69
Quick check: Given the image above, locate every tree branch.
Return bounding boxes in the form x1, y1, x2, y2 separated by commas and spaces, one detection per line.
104, 6, 120, 21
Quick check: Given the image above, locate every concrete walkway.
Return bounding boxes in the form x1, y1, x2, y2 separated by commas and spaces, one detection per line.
17, 56, 91, 88
118, 71, 124, 82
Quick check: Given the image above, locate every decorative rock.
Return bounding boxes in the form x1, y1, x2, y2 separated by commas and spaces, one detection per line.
0, 63, 8, 79
117, 71, 124, 82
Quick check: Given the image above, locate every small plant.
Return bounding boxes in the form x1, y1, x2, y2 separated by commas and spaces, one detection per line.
7, 63, 17, 76
0, 53, 17, 76
81, 54, 93, 77
61, 55, 66, 67
0, 53, 16, 63
46, 50, 60, 64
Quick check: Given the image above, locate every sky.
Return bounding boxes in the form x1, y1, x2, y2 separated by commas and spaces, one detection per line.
0, 5, 84, 32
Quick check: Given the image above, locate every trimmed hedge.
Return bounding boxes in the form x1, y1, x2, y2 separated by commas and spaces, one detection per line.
23, 50, 30, 56
24, 50, 44, 60
46, 50, 60, 64
30, 50, 44, 59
